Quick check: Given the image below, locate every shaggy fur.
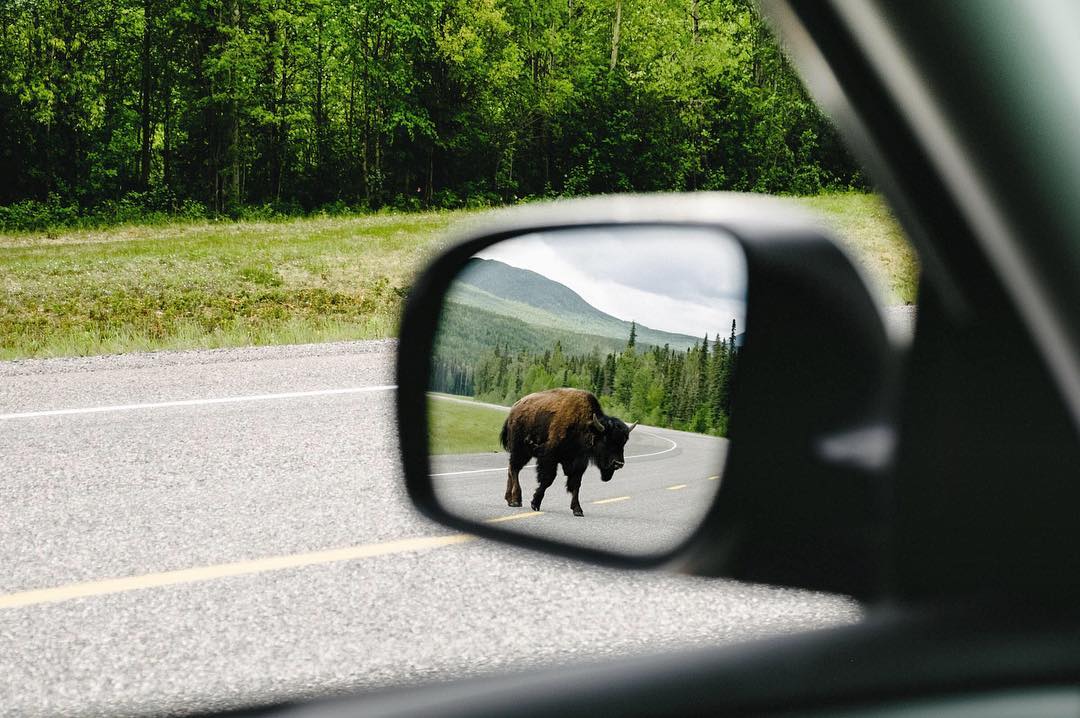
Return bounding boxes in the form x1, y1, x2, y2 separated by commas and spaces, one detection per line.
500, 388, 635, 516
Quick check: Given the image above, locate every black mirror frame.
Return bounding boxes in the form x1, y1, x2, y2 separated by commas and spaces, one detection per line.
397, 193, 899, 598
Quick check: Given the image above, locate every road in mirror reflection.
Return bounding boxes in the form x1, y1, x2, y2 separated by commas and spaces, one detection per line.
430, 397, 728, 555
428, 226, 745, 557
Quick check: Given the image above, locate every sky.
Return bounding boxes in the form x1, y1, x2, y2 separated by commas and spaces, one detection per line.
474, 226, 747, 338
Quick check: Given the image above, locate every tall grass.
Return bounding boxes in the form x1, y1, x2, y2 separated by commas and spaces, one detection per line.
0, 211, 471, 359
797, 192, 918, 304
0, 194, 914, 360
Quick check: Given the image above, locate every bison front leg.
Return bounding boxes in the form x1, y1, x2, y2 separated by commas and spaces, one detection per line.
566, 471, 586, 517
531, 460, 557, 512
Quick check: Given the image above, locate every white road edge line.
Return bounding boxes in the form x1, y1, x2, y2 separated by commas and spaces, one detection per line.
0, 384, 398, 420
430, 430, 678, 478
628, 431, 679, 460
430, 466, 528, 478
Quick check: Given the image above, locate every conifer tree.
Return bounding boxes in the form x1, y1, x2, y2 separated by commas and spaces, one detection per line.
710, 333, 728, 425
438, 319, 738, 436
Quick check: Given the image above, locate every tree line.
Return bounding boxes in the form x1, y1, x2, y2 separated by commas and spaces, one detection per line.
0, 0, 861, 228
432, 321, 739, 436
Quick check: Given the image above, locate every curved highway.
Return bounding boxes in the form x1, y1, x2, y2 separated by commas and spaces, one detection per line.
429, 396, 727, 556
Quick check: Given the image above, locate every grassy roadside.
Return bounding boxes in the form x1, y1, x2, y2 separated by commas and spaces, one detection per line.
797, 192, 918, 305
0, 211, 475, 359
428, 396, 507, 455
0, 193, 915, 360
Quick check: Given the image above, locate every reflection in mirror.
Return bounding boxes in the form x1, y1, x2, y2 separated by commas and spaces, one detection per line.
428, 226, 746, 557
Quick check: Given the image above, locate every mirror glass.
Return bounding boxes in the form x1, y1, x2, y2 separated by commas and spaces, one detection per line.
427, 226, 746, 557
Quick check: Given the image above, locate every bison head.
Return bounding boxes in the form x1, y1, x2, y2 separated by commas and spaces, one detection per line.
591, 413, 638, 481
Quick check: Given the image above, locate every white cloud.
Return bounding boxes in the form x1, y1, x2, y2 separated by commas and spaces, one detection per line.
475, 227, 747, 337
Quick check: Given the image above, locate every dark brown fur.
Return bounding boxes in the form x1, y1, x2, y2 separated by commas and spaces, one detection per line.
500, 388, 635, 516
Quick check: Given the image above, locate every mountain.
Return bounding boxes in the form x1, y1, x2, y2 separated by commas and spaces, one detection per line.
448, 258, 703, 351
435, 301, 632, 364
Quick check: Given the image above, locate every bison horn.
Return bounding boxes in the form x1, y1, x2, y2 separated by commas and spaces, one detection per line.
628, 421, 638, 433
591, 414, 605, 432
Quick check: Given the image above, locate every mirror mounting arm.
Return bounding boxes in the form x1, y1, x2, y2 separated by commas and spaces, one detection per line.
673, 221, 899, 600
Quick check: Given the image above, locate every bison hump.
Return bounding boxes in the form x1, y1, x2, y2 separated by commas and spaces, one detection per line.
509, 388, 603, 450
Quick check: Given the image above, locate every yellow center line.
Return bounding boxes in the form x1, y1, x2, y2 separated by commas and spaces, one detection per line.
0, 475, 731, 612
2, 509, 558, 611
591, 496, 631, 505
484, 511, 544, 523
0, 533, 474, 611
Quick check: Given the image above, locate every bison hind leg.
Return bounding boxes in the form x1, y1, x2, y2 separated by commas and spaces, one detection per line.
505, 446, 530, 508
504, 470, 522, 508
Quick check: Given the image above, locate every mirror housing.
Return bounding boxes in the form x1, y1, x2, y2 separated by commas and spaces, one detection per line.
397, 194, 899, 600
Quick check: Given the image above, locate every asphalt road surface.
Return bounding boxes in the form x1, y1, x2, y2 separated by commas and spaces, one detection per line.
430, 397, 726, 556
0, 341, 860, 717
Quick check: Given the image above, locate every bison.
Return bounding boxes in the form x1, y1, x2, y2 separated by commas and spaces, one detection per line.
499, 388, 637, 516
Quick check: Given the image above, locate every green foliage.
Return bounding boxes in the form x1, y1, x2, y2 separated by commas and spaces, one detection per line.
431, 323, 740, 437
0, 0, 863, 228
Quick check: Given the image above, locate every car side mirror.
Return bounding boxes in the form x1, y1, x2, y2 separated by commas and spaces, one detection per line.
397, 194, 899, 600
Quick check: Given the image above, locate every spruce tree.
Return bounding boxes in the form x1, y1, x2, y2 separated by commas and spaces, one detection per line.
697, 333, 710, 420
603, 354, 617, 395
709, 333, 727, 426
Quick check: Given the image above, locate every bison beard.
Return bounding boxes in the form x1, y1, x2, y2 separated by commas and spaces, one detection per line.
500, 388, 636, 517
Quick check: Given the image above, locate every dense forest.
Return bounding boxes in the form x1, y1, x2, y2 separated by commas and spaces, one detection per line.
432, 321, 739, 435
0, 0, 861, 228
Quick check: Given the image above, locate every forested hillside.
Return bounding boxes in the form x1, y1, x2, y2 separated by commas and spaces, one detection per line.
431, 256, 739, 434
448, 258, 701, 350
433, 320, 739, 435
0, 0, 860, 227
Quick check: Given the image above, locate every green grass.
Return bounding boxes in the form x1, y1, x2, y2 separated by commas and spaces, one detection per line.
428, 396, 507, 455
797, 192, 918, 304
0, 193, 916, 360
0, 211, 478, 359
